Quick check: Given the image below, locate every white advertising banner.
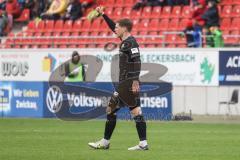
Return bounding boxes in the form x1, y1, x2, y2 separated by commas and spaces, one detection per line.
0, 48, 219, 86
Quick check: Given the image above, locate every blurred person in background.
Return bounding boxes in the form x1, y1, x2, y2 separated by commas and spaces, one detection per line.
132, 0, 166, 10
183, 21, 202, 47
0, 0, 6, 10
201, 0, 221, 47
17, 0, 25, 10
201, 0, 220, 28
167, 0, 189, 6
6, 0, 21, 18
24, 0, 34, 18
41, 0, 68, 20
0, 11, 8, 36
33, 0, 52, 17
191, 0, 206, 27
183, 0, 206, 48
65, 51, 85, 82
62, 0, 82, 21
211, 26, 224, 47
80, 0, 95, 12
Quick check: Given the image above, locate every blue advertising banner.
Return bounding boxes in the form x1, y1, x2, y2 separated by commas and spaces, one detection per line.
1, 81, 172, 120
43, 82, 172, 120
0, 81, 44, 117
219, 51, 240, 85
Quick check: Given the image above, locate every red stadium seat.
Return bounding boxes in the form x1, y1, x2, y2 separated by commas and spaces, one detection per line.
25, 32, 33, 37
161, 6, 171, 18
231, 5, 240, 17
42, 32, 52, 37
72, 20, 82, 32
131, 19, 140, 32
115, 0, 124, 7
123, 0, 135, 7
81, 20, 91, 32
171, 6, 181, 18
71, 32, 80, 36
224, 30, 239, 44
52, 32, 61, 37
148, 19, 159, 31
178, 19, 189, 30
99, 31, 109, 37
138, 19, 149, 31
35, 21, 45, 33
232, 0, 240, 5
139, 31, 148, 35
81, 31, 89, 37
91, 19, 102, 31
45, 20, 55, 32
142, 6, 152, 18
54, 20, 64, 32
159, 19, 169, 31
181, 6, 191, 18
230, 18, 240, 30
89, 31, 99, 36
15, 9, 30, 22
112, 7, 122, 19
220, 0, 232, 5
122, 7, 132, 18
63, 20, 73, 32
145, 31, 163, 47
222, 30, 230, 35
14, 33, 23, 46
220, 18, 231, 30
151, 7, 161, 18
62, 32, 71, 37
34, 32, 42, 37
131, 9, 142, 19
27, 21, 37, 32
221, 5, 232, 18
104, 7, 113, 16
168, 19, 179, 31
165, 34, 178, 47
99, 0, 115, 6
98, 21, 109, 32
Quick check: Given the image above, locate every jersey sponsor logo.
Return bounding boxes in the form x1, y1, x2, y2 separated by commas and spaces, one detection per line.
131, 48, 139, 54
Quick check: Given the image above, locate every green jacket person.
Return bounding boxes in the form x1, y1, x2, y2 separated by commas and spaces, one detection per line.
65, 51, 85, 82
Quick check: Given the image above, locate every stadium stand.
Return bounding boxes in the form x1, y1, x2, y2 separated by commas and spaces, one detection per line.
0, 0, 240, 48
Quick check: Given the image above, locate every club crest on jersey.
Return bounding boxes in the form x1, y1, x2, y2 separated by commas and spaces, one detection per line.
131, 48, 139, 54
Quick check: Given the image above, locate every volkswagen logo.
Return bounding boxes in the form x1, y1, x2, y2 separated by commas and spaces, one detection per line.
46, 85, 63, 113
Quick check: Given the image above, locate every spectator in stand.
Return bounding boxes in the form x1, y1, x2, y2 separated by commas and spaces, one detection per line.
167, 0, 189, 6
209, 26, 224, 47
183, 21, 202, 47
0, 11, 8, 36
62, 0, 82, 21
132, 0, 165, 10
201, 0, 220, 28
0, 0, 6, 10
18, 0, 25, 10
24, 0, 34, 9
201, 0, 220, 47
24, 0, 34, 18
32, 0, 51, 17
6, 0, 21, 18
80, 0, 95, 12
191, 0, 206, 27
41, 0, 68, 20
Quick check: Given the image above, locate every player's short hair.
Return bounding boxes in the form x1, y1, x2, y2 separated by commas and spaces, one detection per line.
117, 19, 133, 32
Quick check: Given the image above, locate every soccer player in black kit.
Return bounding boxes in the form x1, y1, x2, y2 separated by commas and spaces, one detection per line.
88, 6, 148, 151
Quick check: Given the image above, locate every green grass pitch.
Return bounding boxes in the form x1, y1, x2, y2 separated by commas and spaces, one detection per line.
0, 118, 240, 160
